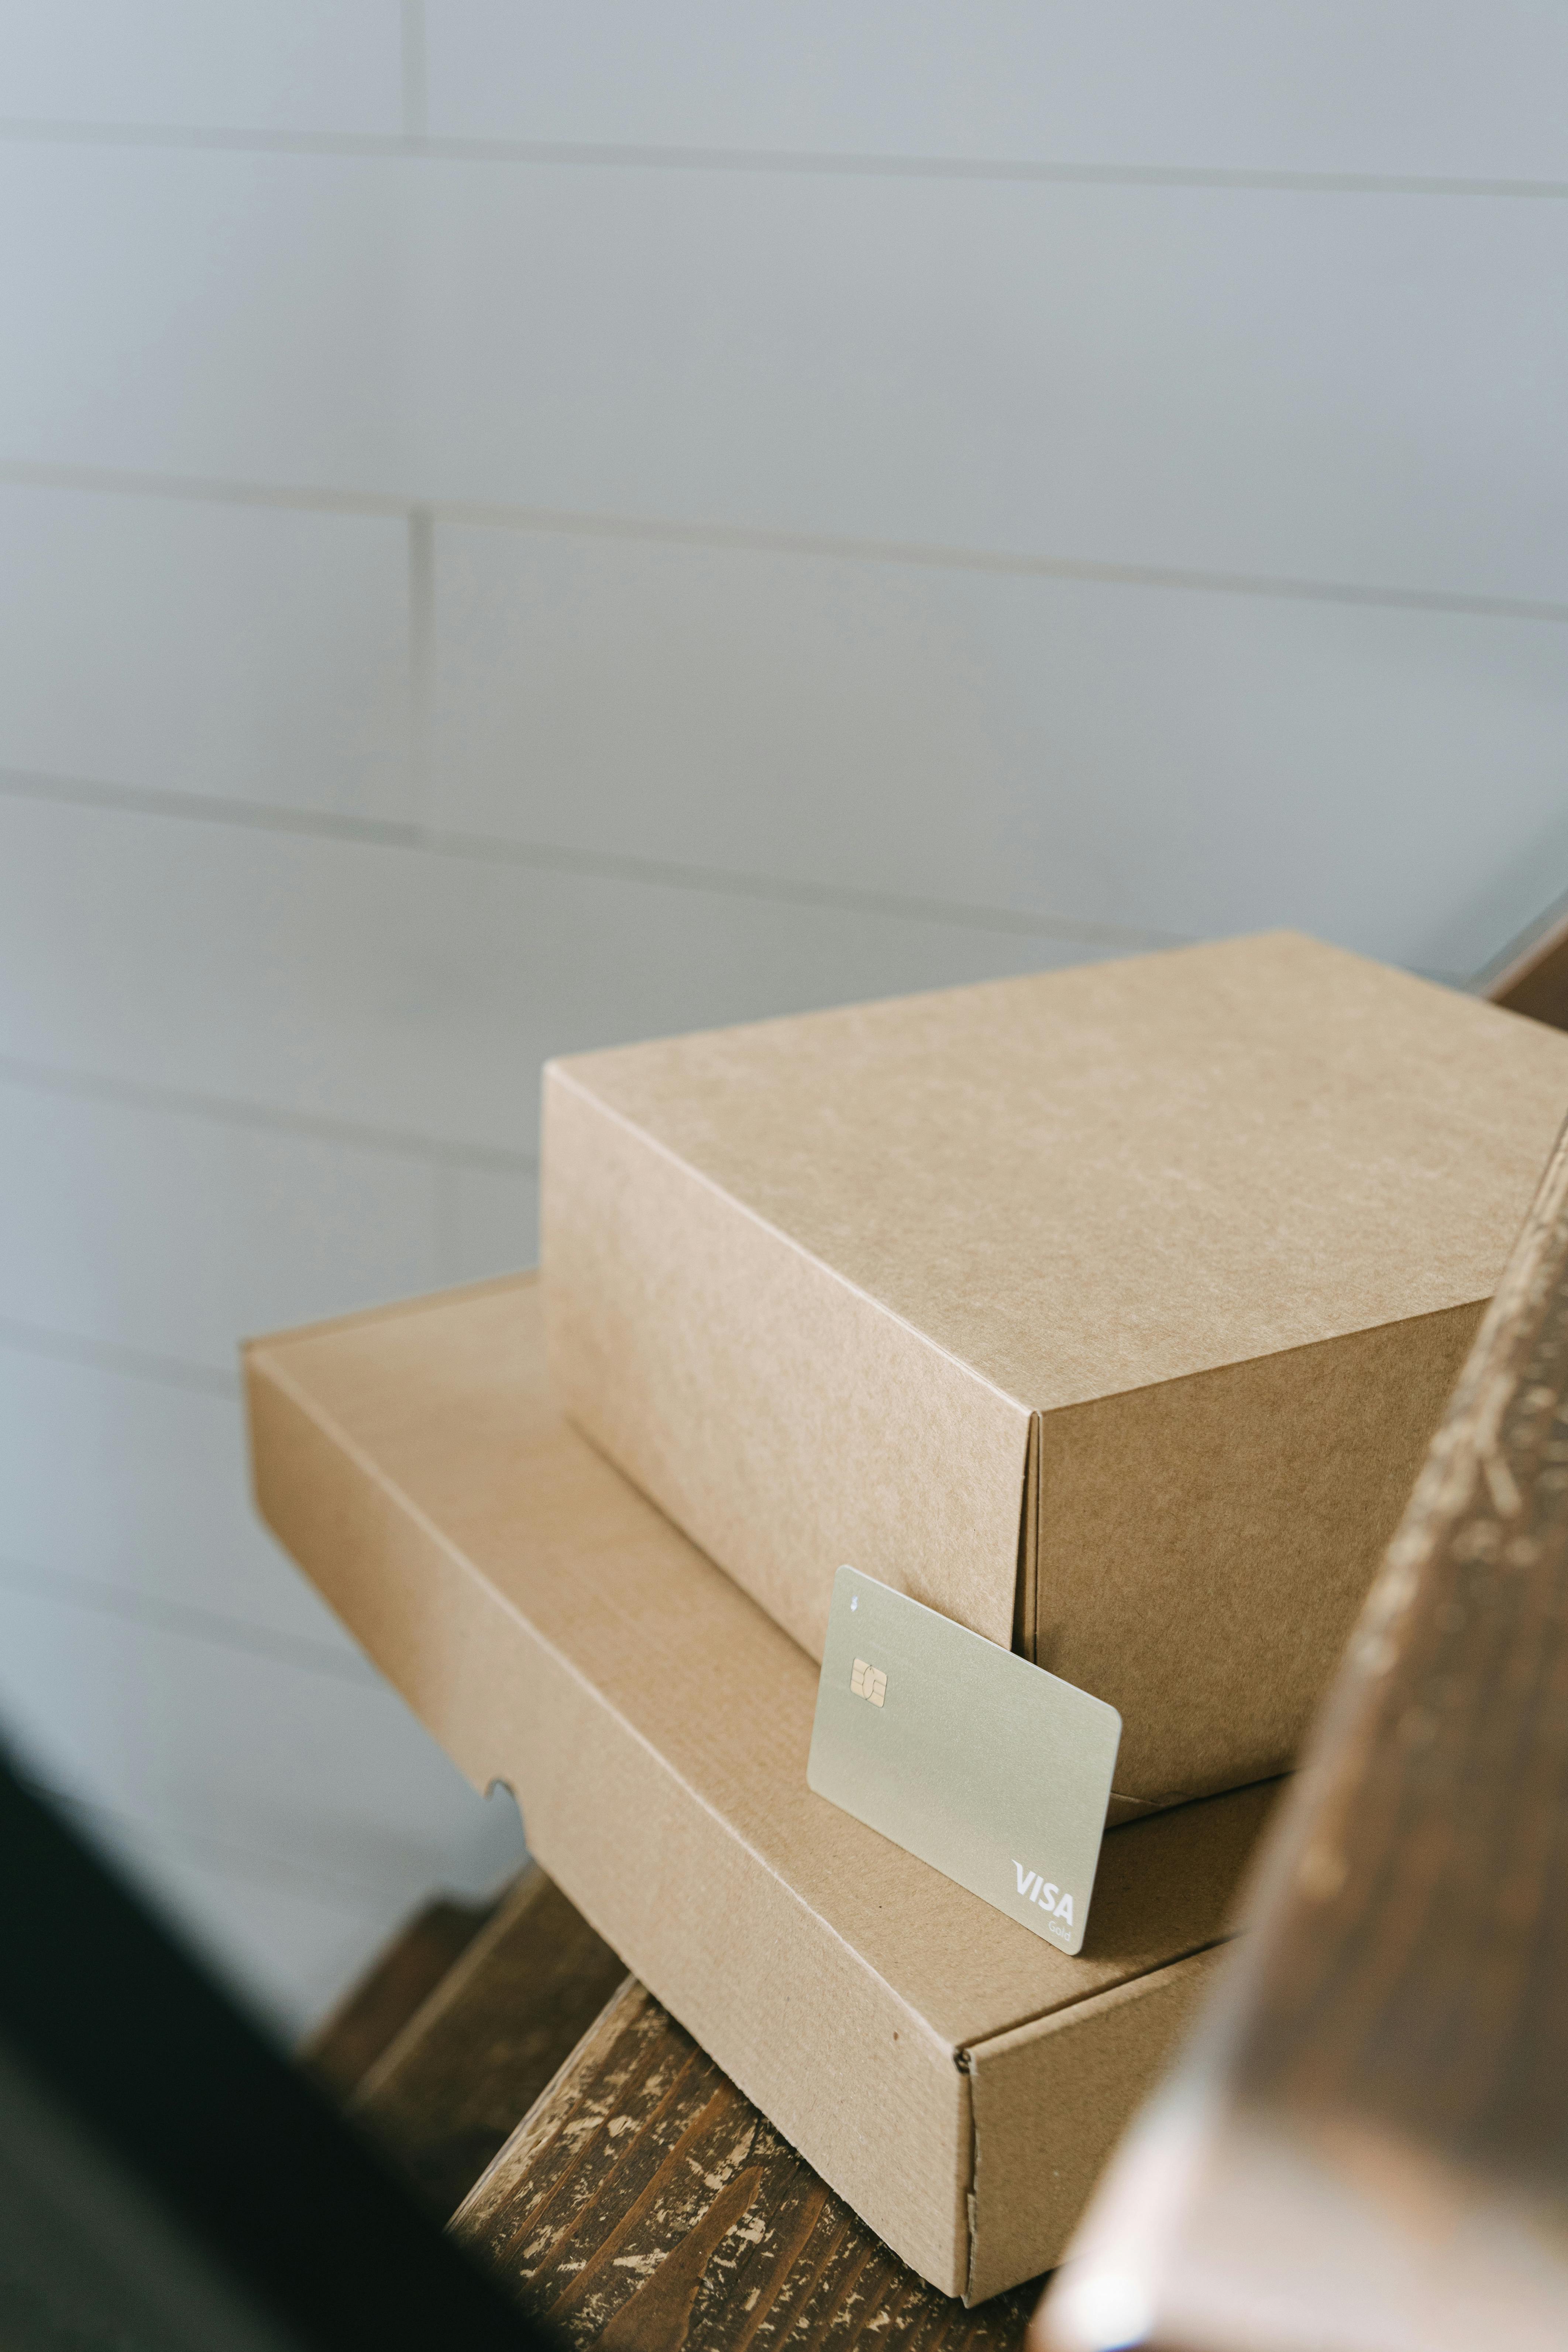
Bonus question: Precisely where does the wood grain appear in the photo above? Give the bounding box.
[302,1892,497,2099]
[454,1979,1039,2352]
[1038,1114,1568,2351]
[348,1864,629,2219]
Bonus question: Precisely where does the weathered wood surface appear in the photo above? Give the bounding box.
[302,1891,496,2100]
[454,1979,1038,2352]
[310,1870,1038,2346]
[347,1864,629,2218]
[1038,1116,1568,2352]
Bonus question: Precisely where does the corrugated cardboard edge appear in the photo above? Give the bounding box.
[963,1942,1234,2304]
[244,1335,974,2296]
[1012,1412,1041,1662]
[1036,1300,1485,1813]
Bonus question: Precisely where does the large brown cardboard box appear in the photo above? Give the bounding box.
[543,932,1568,1817]
[246,1277,1278,2300]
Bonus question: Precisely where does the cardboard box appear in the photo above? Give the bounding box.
[543,933,1568,1817]
[246,1276,1278,2300]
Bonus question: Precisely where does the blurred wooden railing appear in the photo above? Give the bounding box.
[1034,1098,1568,2352]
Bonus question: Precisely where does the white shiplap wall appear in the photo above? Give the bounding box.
[2,2,1566,2035]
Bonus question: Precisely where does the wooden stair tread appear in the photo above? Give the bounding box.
[453,1978,1038,2352]
[345,1866,628,2219]
[302,1892,497,2100]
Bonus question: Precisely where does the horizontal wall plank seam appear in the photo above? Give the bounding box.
[27,1772,440,1909]
[1,117,1567,199]
[3,461,1564,626]
[0,1315,238,1397]
[0,1553,375,1687]
[0,1049,539,1176]
[0,761,1488,986]
[0,766,1182,951]
[6,454,1561,625]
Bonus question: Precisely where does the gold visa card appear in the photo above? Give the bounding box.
[807,1566,1121,1955]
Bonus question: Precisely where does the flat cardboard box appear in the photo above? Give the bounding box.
[543,933,1568,1817]
[246,1277,1278,2301]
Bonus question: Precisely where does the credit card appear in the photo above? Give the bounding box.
[807,1566,1121,1954]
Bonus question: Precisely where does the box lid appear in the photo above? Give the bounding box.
[245,1276,1276,2296]
[550,932,1568,1413]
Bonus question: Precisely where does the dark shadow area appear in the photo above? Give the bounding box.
[0,1743,545,2350]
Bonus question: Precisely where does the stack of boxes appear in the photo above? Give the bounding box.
[250,932,1568,2299]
